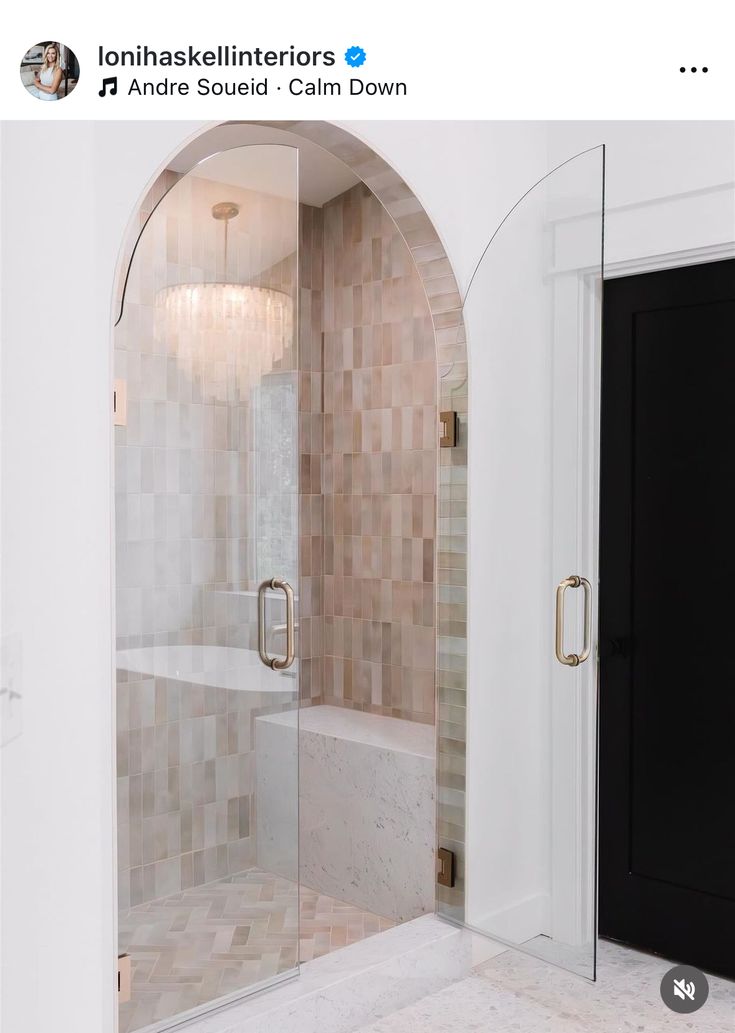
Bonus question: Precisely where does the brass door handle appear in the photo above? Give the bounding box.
[258,578,295,670]
[555,575,592,667]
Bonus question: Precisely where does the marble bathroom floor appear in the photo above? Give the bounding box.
[118,868,394,1033]
[353,938,735,1033]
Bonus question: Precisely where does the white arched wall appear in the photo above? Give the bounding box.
[2,119,734,1033]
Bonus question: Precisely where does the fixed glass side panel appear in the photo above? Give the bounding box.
[445,146,604,979]
[114,145,299,1031]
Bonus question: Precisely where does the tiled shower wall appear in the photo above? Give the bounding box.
[115,166,444,910]
[116,671,263,909]
[255,118,467,923]
[296,202,326,706]
[318,184,437,724]
[297,186,437,724]
[115,173,298,652]
[115,172,298,907]
[114,175,438,731]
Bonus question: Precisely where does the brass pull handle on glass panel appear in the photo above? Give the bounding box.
[555,575,592,667]
[258,578,296,670]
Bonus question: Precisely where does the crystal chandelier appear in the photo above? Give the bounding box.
[154,201,293,399]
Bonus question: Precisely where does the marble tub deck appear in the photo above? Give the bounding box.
[353,938,735,1033]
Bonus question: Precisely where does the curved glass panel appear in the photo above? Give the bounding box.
[440,146,604,979]
[114,145,299,1030]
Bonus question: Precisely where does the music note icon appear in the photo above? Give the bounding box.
[99,76,118,97]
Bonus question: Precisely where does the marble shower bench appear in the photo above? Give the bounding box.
[255,704,435,922]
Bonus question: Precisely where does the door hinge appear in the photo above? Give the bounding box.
[439,411,458,448]
[113,379,127,427]
[117,954,132,1003]
[437,846,456,888]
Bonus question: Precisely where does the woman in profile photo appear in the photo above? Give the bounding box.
[32,44,62,101]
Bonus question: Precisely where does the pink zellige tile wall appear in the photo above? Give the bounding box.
[303,183,437,724]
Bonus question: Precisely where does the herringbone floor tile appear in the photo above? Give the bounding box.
[119,868,394,1032]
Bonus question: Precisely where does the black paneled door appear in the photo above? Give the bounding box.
[599,258,735,980]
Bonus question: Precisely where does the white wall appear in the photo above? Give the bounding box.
[1,120,733,1033]
[2,121,110,1033]
[0,120,202,1033]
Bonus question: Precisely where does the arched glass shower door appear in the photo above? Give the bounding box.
[438,146,604,980]
[114,145,300,1032]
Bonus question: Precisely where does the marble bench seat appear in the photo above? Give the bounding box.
[255,705,436,923]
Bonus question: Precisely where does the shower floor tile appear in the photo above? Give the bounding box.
[118,868,394,1033]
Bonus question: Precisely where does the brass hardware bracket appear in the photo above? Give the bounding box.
[437,846,456,888]
[439,411,458,448]
[113,379,127,427]
[117,954,132,1003]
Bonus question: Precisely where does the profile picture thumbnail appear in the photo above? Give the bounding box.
[20,42,79,102]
